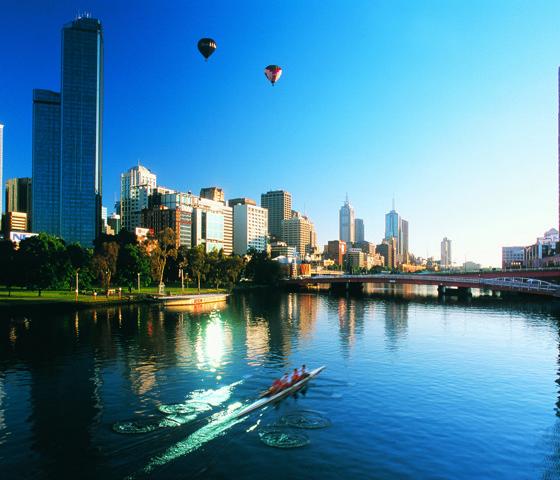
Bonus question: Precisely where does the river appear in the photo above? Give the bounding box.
[1,284,560,479]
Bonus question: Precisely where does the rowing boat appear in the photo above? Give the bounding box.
[235,366,326,418]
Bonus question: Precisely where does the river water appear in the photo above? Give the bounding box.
[1,284,560,479]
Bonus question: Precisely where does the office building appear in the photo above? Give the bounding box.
[261,190,291,241]
[502,246,524,269]
[353,241,376,255]
[200,187,225,203]
[270,241,297,259]
[327,240,347,265]
[355,218,364,243]
[402,219,409,255]
[441,237,452,268]
[339,195,355,243]
[33,89,61,237]
[385,201,408,257]
[120,165,157,232]
[233,203,268,255]
[146,189,233,254]
[5,178,32,231]
[0,125,3,220]
[32,16,103,248]
[107,213,121,235]
[141,206,193,248]
[281,213,316,257]
[377,238,397,269]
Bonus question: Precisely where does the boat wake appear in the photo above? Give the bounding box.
[112,380,245,435]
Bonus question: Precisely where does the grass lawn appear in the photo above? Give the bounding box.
[0,283,229,308]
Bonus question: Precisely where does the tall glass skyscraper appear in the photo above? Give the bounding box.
[0,124,3,218]
[33,16,103,248]
[339,195,355,243]
[33,90,61,237]
[385,200,408,256]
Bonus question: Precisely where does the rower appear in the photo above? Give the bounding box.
[290,368,300,385]
[269,378,282,395]
[280,373,290,390]
[299,364,309,378]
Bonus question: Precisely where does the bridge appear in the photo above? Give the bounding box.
[283,271,560,298]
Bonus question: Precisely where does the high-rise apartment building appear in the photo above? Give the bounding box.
[32,16,103,248]
[441,237,452,268]
[261,190,291,241]
[120,165,158,232]
[5,178,32,231]
[339,196,355,244]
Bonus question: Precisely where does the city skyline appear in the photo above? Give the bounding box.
[2,3,559,266]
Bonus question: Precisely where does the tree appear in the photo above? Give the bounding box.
[67,242,94,289]
[244,248,283,286]
[18,233,72,295]
[180,244,206,292]
[147,228,177,285]
[115,244,151,289]
[0,240,20,295]
[91,242,120,292]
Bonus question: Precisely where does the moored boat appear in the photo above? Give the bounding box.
[235,365,326,418]
[148,293,228,306]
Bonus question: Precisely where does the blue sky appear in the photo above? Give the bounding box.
[1,1,559,267]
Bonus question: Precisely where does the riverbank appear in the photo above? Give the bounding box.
[0,285,230,311]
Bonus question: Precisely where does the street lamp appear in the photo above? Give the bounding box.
[137,273,141,291]
[75,272,78,302]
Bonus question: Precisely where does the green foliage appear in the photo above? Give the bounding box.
[244,248,283,286]
[115,244,151,288]
[179,244,207,292]
[18,233,73,295]
[66,243,94,288]
[0,240,20,295]
[206,249,245,290]
[147,228,178,284]
[91,242,119,289]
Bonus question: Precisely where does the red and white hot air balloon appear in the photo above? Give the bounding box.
[264,65,282,86]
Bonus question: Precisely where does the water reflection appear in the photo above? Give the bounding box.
[1,288,560,479]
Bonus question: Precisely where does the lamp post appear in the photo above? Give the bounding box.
[137,273,140,291]
[75,272,78,302]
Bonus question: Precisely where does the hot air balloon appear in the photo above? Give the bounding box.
[198,38,216,61]
[264,65,282,86]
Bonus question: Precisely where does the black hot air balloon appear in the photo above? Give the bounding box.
[198,38,216,61]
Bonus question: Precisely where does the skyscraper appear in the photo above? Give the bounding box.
[441,237,452,268]
[282,213,316,256]
[339,195,355,243]
[384,200,408,256]
[33,16,103,248]
[0,125,3,219]
[33,90,61,237]
[5,178,32,231]
[120,165,157,232]
[355,218,365,243]
[261,190,291,241]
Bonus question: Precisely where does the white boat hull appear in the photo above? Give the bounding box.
[235,366,326,418]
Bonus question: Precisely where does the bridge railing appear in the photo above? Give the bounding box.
[300,274,560,295]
